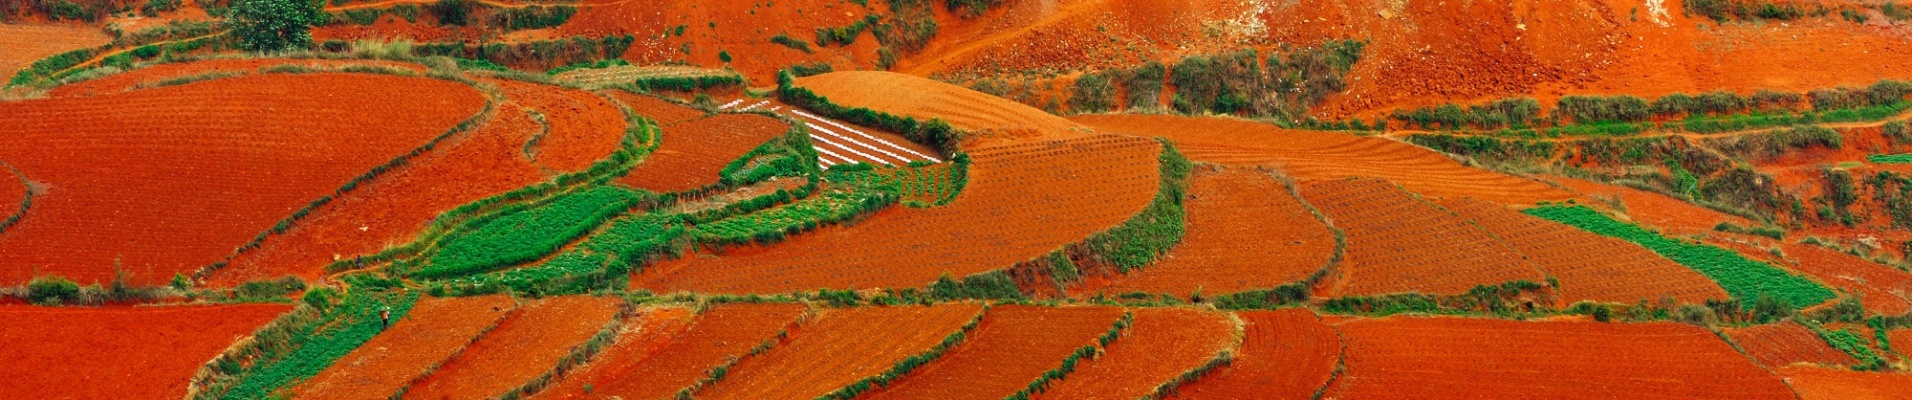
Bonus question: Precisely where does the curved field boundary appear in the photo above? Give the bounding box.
[617,113,789,192]
[292,295,519,399]
[1326,317,1796,400]
[693,303,985,400]
[1298,178,1546,297]
[0,72,486,286]
[1035,308,1237,399]
[1524,205,1835,307]
[1073,114,1576,205]
[1097,168,1336,297]
[45,58,431,98]
[794,71,1083,140]
[1437,198,1730,304]
[532,303,805,399]
[402,296,624,399]
[0,161,31,235]
[1169,309,1340,399]
[1780,365,1912,400]
[859,305,1127,400]
[634,134,1159,294]
[1539,175,1752,234]
[604,90,705,126]
[495,80,631,173]
[1723,322,1861,369]
[0,23,111,85]
[0,304,291,400]
[1781,243,1912,316]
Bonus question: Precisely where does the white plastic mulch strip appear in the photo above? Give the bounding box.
[806,123,915,165]
[737,101,770,112]
[809,134,892,166]
[718,99,744,110]
[810,143,858,166]
[790,109,942,162]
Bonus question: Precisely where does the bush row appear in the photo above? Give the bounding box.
[631,73,744,91]
[769,34,812,53]
[1082,139,1192,272]
[778,69,962,156]
[815,14,880,46]
[1006,311,1132,400]
[412,34,635,72]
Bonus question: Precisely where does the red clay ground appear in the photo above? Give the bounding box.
[696,303,984,400]
[293,295,518,400]
[1723,321,1861,369]
[1299,178,1546,297]
[617,113,789,192]
[534,303,809,400]
[0,23,110,83]
[45,58,431,98]
[1780,365,1912,400]
[1327,316,1797,400]
[1437,197,1730,304]
[0,165,24,227]
[494,79,629,173]
[1170,309,1340,400]
[0,304,290,400]
[1781,243,1912,316]
[1543,175,1753,235]
[797,72,1082,143]
[1074,114,1575,206]
[636,134,1159,293]
[860,305,1126,400]
[1037,308,1236,399]
[606,90,706,127]
[1090,168,1335,297]
[1894,329,1912,360]
[553,0,884,84]
[0,72,484,286]
[403,296,624,399]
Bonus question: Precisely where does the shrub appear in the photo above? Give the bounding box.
[1883,121,1911,146]
[141,0,180,16]
[498,5,575,30]
[228,0,323,52]
[928,271,1022,300]
[1124,61,1166,111]
[1555,95,1651,124]
[816,15,879,46]
[872,0,937,53]
[429,0,469,25]
[1068,71,1116,114]
[945,0,1002,17]
[789,62,833,77]
[236,276,306,301]
[26,275,82,305]
[769,34,813,53]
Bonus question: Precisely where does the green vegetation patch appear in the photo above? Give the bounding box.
[690,186,898,246]
[1524,205,1834,306]
[212,290,418,400]
[1868,153,1912,164]
[418,185,644,279]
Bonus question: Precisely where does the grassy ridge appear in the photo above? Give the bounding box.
[1524,205,1834,306]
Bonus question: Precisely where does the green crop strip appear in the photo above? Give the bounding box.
[1524,205,1834,306]
[416,185,644,279]
[689,186,899,247]
[212,290,419,400]
[1868,153,1912,164]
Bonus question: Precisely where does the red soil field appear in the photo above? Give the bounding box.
[1436,197,1729,304]
[1780,243,1912,316]
[0,73,484,286]
[0,23,109,81]
[0,304,290,400]
[1542,175,1751,235]
[1723,321,1860,369]
[860,305,1127,400]
[1073,114,1575,205]
[554,0,881,84]
[212,101,550,285]
[617,113,788,192]
[1893,329,1912,359]
[1783,365,1912,400]
[697,303,985,400]
[606,90,706,127]
[1036,308,1236,399]
[293,295,518,400]
[1092,168,1335,297]
[796,72,1082,143]
[46,58,430,98]
[0,165,24,226]
[534,303,808,400]
[635,134,1159,293]
[1170,309,1339,400]
[494,79,628,173]
[403,296,623,400]
[1298,178,1546,297]
[1327,316,1796,400]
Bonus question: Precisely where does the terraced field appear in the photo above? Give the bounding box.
[1036,308,1236,399]
[535,303,807,399]
[617,113,788,192]
[693,304,984,400]
[1097,168,1336,296]
[1437,198,1729,304]
[1299,178,1546,296]
[294,295,519,399]
[1723,322,1860,369]
[1169,309,1340,399]
[0,304,291,400]
[402,296,623,399]
[860,305,1127,400]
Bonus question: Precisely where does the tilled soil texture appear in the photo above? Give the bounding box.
[294,295,519,400]
[1543,175,1752,235]
[636,134,1159,293]
[696,303,984,400]
[403,296,623,399]
[606,91,705,127]
[1723,321,1861,369]
[0,304,290,400]
[45,58,430,98]
[1169,309,1340,400]
[1036,308,1236,399]
[618,113,789,192]
[496,79,629,173]
[1780,243,1912,316]
[0,23,110,82]
[1893,329,1912,359]
[1093,168,1335,297]
[552,0,881,83]
[860,305,1127,400]
[796,72,1082,143]
[0,165,25,229]
[0,72,485,285]
[533,303,808,400]
[1327,316,1797,400]
[1073,114,1574,205]
[1780,365,1912,400]
[1437,197,1729,305]
[212,100,549,286]
[1299,178,1546,297]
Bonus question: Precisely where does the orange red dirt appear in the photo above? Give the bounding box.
[0,304,290,400]
[1073,114,1575,205]
[1093,168,1335,297]
[1724,321,1861,369]
[1780,243,1912,316]
[534,303,808,400]
[1036,308,1235,399]
[606,90,705,126]
[797,72,1082,143]
[0,165,24,225]
[553,0,882,84]
[1437,197,1729,304]
[0,23,109,83]
[636,134,1159,293]
[495,79,629,173]
[1299,178,1546,297]
[0,72,485,286]
[1327,316,1797,400]
[860,305,1126,400]
[696,303,984,400]
[1779,365,1912,400]
[618,113,789,192]
[45,58,429,98]
[1169,309,1340,400]
[403,296,623,399]
[294,295,518,400]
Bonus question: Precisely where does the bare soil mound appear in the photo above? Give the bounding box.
[1299,178,1546,297]
[0,304,291,400]
[1094,168,1335,297]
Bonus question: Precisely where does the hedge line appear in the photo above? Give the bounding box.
[0,162,33,235]
[778,69,962,156]
[1083,139,1192,272]
[1006,311,1132,400]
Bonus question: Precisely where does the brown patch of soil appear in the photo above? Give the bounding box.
[0,304,291,400]
[1093,168,1335,297]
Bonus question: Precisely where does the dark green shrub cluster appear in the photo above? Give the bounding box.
[1212,283,1311,310]
[1393,98,1542,130]
[1650,90,1799,118]
[631,73,745,91]
[25,275,82,306]
[944,0,1003,17]
[235,276,306,301]
[1123,61,1166,111]
[428,0,468,25]
[8,47,98,87]
[228,0,322,52]
[690,186,896,247]
[1155,41,1365,118]
[1703,125,1841,161]
[819,307,986,399]
[788,61,833,77]
[927,271,1022,300]
[1683,0,1821,22]
[1405,134,1556,164]
[1810,80,1912,110]
[778,69,963,155]
[1068,71,1117,114]
[7,0,112,22]
[1864,170,1912,229]
[202,290,417,400]
[1712,221,1785,239]
[1555,95,1651,124]
[418,185,644,279]
[1321,281,1549,316]
[871,0,938,53]
[497,5,576,30]
[140,0,178,16]
[815,14,880,46]
[412,34,636,71]
[769,34,813,53]
[1887,122,1912,147]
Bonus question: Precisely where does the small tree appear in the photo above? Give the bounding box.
[227,0,322,52]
